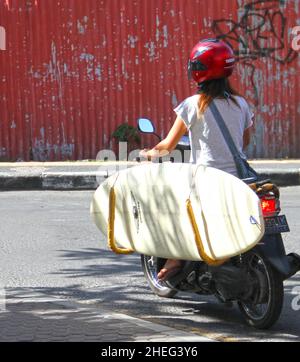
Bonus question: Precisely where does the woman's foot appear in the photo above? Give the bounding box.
[157,259,182,282]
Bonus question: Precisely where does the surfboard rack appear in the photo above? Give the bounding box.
[108,187,134,255]
[186,198,228,266]
[107,185,229,262]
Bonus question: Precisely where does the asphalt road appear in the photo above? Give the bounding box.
[0,188,299,342]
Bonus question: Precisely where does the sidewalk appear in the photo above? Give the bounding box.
[0,160,300,190]
[1,288,215,342]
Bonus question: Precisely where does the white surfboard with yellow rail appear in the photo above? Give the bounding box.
[90,163,265,264]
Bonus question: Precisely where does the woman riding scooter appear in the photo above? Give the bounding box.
[141,38,254,281]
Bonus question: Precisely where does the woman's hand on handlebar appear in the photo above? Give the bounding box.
[139,148,169,161]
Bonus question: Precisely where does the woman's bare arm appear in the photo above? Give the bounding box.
[140,116,188,158]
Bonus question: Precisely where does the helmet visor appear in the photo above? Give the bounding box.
[187,59,207,80]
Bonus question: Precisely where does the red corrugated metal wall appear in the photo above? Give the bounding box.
[0,0,299,161]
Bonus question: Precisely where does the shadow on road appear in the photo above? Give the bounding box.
[43,247,300,342]
[53,248,141,278]
[0,289,149,342]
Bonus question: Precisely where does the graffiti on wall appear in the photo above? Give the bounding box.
[292,26,300,51]
[212,0,298,104]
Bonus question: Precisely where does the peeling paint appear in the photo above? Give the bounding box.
[10,120,16,129]
[95,65,102,80]
[79,53,94,62]
[128,35,138,48]
[163,25,168,48]
[121,58,129,80]
[77,16,89,35]
[145,41,157,61]
[32,140,75,161]
[79,53,102,81]
[40,127,45,138]
[29,42,64,100]
[172,92,178,108]
[260,105,269,113]
[0,147,7,157]
[24,114,31,124]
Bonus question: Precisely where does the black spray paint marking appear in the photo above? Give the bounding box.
[212,0,298,104]
[292,26,300,51]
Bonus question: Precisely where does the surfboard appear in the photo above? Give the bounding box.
[90,163,265,262]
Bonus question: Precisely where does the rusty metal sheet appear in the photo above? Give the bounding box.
[0,0,299,161]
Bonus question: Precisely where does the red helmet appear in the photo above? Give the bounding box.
[188,39,236,84]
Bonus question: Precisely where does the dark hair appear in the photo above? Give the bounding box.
[197,78,241,117]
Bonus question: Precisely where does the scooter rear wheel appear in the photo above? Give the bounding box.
[238,249,284,329]
[141,255,178,298]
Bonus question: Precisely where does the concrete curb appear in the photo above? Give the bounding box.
[42,172,107,190]
[0,168,299,190]
[0,172,108,191]
[257,169,300,187]
[0,175,43,190]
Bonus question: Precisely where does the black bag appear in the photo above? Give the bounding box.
[209,101,259,181]
[237,157,259,180]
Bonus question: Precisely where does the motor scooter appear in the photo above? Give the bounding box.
[137,117,300,329]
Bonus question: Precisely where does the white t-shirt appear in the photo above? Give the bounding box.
[174,95,254,177]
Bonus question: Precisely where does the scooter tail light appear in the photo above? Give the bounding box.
[260,196,279,217]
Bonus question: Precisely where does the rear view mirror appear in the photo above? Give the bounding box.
[137,118,155,134]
